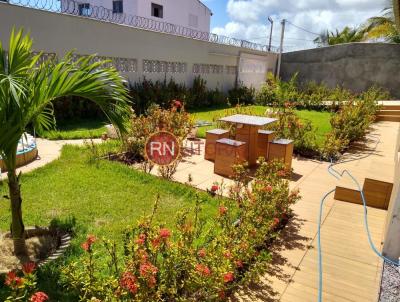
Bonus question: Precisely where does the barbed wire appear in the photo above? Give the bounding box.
[6,0,278,53]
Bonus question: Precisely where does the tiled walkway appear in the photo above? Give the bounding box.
[170,121,398,302]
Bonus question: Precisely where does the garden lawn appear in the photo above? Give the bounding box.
[39,119,107,140]
[0,145,219,300]
[190,105,332,147]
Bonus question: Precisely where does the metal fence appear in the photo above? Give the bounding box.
[7,0,275,53]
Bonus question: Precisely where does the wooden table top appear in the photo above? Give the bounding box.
[219,114,277,126]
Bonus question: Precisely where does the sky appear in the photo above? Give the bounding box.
[202,0,388,51]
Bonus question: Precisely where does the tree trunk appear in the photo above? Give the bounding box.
[7,169,26,255]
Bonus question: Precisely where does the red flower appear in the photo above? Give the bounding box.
[262,185,273,193]
[120,272,138,295]
[197,248,206,258]
[211,185,219,192]
[151,238,161,248]
[139,262,158,277]
[277,170,286,177]
[135,233,146,245]
[218,206,228,216]
[81,234,97,251]
[223,272,234,283]
[235,260,244,268]
[173,100,182,109]
[159,228,171,239]
[195,264,211,276]
[223,251,232,259]
[5,271,23,288]
[272,217,280,228]
[22,262,36,275]
[30,292,49,302]
[218,290,226,300]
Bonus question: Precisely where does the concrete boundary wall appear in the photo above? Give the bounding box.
[0,3,277,92]
[281,43,400,98]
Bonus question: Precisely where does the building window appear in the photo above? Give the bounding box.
[78,3,91,16]
[113,0,123,13]
[189,14,198,28]
[151,3,163,18]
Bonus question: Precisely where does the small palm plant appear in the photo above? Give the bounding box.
[0,29,131,255]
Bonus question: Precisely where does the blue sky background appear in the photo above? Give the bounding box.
[203,0,387,51]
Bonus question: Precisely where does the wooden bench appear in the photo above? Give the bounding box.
[257,130,275,161]
[214,138,247,177]
[205,129,229,161]
[268,139,294,170]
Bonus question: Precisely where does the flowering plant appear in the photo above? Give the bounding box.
[3,262,49,302]
[61,161,300,301]
[125,104,194,178]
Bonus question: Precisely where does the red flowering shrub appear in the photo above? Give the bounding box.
[61,160,300,301]
[30,292,49,302]
[3,262,48,302]
[125,104,193,178]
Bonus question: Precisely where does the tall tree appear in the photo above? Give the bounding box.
[365,3,400,43]
[314,26,366,47]
[0,29,131,255]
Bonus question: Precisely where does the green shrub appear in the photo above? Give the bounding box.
[269,103,318,157]
[320,86,385,159]
[125,103,193,177]
[60,161,300,301]
[228,83,256,105]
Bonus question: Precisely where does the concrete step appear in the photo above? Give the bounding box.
[376,115,400,122]
[378,110,400,116]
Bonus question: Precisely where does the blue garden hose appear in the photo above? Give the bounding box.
[317,136,400,302]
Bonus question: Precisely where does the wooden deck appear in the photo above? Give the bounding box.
[232,121,399,302]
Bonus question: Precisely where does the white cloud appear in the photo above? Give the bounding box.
[212,0,386,51]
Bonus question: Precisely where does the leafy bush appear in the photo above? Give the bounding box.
[3,262,49,302]
[228,83,256,105]
[255,73,388,111]
[268,103,318,157]
[124,103,193,177]
[321,87,385,159]
[60,161,300,301]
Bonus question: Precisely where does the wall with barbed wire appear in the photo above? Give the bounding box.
[281,42,400,98]
[0,1,277,91]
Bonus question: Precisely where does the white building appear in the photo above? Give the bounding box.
[61,0,212,33]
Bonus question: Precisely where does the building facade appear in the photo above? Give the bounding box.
[61,0,212,33]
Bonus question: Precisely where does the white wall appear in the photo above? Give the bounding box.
[136,0,211,32]
[61,0,211,33]
[383,123,400,260]
[0,3,277,93]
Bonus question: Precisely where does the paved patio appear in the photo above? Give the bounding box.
[170,121,398,302]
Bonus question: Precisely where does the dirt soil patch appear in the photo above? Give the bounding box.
[0,233,58,273]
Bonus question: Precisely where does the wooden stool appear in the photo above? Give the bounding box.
[268,139,294,170]
[214,138,247,177]
[257,130,275,161]
[205,129,229,161]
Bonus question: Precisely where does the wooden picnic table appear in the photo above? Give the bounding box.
[219,114,277,166]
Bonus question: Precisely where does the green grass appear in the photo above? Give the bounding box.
[0,145,218,300]
[190,105,332,147]
[39,119,107,140]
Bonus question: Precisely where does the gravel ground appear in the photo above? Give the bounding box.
[379,262,400,302]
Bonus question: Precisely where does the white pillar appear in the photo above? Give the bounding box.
[383,126,400,260]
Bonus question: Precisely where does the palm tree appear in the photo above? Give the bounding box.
[314,27,366,47]
[0,29,131,255]
[364,2,400,43]
[394,0,400,30]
